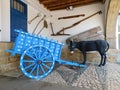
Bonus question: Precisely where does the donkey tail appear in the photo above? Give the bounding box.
[105,41,109,52]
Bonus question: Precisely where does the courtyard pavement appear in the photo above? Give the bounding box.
[0,62,120,90]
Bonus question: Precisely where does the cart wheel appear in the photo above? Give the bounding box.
[20,45,55,80]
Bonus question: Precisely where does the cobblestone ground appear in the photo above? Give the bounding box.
[42,62,120,90]
[1,62,120,90]
[106,63,120,90]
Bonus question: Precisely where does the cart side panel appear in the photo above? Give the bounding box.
[52,43,62,61]
[8,30,64,60]
[38,37,45,46]
[22,34,33,50]
[49,42,55,56]
[13,32,26,54]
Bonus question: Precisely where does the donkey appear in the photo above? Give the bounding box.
[68,40,109,66]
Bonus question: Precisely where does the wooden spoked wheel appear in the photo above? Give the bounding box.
[20,45,55,80]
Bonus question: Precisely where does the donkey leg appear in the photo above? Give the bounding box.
[82,51,86,65]
[102,54,106,66]
[98,54,103,67]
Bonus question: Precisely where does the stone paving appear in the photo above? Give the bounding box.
[1,62,120,90]
[42,62,120,90]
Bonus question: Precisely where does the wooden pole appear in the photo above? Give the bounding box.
[28,13,41,24]
[32,15,45,34]
[56,10,102,35]
[58,14,85,20]
[50,23,55,35]
[37,20,48,35]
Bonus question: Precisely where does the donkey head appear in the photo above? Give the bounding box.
[69,40,78,54]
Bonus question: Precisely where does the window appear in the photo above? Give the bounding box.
[11,0,24,13]
[117,14,120,49]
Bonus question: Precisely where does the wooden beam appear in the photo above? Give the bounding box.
[39,0,48,2]
[49,1,100,11]
[39,0,58,4]
[46,0,96,8]
[39,0,104,11]
[102,0,106,4]
[50,7,66,11]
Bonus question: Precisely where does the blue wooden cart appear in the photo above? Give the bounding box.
[7,29,86,80]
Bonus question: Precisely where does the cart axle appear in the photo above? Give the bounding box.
[37,60,42,64]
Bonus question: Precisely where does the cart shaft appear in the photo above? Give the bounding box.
[56,59,86,68]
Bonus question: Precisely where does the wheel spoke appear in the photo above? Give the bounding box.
[29,64,37,75]
[36,65,39,76]
[38,47,42,59]
[42,63,50,69]
[40,65,45,74]
[42,53,51,60]
[26,52,36,60]
[43,56,53,62]
[31,48,38,59]
[25,63,35,70]
[40,49,47,59]
[23,60,34,62]
[43,59,53,63]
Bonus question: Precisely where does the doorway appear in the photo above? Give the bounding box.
[10,0,27,42]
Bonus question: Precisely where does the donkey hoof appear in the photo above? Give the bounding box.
[98,64,102,67]
[81,62,86,65]
[102,63,105,66]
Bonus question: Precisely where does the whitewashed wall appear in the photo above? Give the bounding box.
[27,4,52,39]
[0,0,2,41]
[0,0,104,43]
[0,0,10,41]
[28,2,104,44]
[49,3,104,43]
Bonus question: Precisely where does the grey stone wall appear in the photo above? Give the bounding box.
[0,42,20,73]
[61,47,120,63]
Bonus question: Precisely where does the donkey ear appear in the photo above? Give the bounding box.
[68,40,72,49]
[66,39,71,45]
[69,40,73,44]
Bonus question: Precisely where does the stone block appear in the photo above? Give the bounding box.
[107,56,117,62]
[66,26,104,43]
[6,42,14,49]
[0,43,6,50]
[0,43,6,57]
[106,38,116,49]
[0,62,19,73]
[0,56,8,65]
[61,47,120,64]
[0,42,20,73]
[0,42,13,56]
[8,56,19,63]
